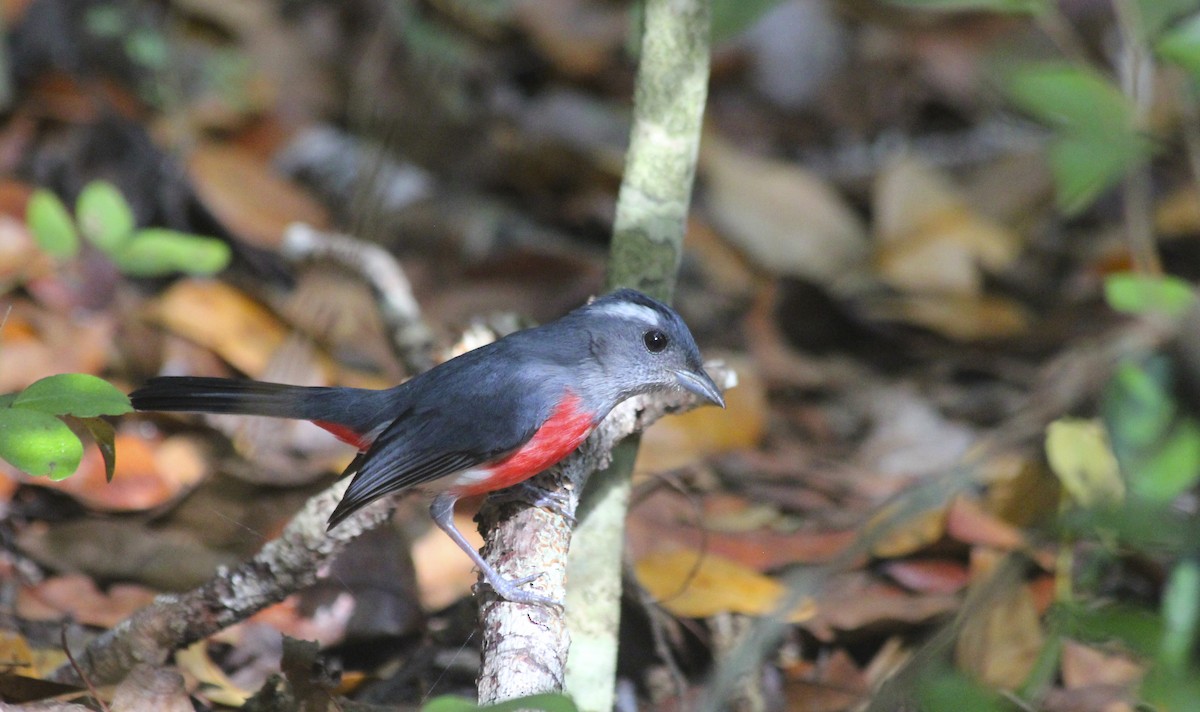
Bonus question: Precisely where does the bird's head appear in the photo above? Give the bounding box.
[575,289,725,409]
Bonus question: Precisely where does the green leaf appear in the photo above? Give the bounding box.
[12,374,133,417]
[1161,560,1200,672]
[77,417,117,482]
[1005,64,1153,213]
[1130,419,1200,501]
[84,4,127,38]
[0,408,83,480]
[1063,604,1164,656]
[888,0,1048,12]
[1051,134,1151,214]
[916,667,1007,712]
[1144,663,1200,710]
[711,0,787,43]
[1139,0,1200,42]
[76,180,135,253]
[1006,63,1133,134]
[26,189,79,258]
[1158,12,1200,83]
[1107,358,1176,450]
[112,229,231,277]
[1102,357,1200,504]
[1104,273,1196,317]
[125,28,169,71]
[422,693,579,712]
[1045,418,1125,508]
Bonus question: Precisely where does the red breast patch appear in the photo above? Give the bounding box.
[452,391,594,496]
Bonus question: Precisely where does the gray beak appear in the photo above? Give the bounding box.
[673,367,726,409]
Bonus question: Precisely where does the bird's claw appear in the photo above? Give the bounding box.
[477,571,564,610]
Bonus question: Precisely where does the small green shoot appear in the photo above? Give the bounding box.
[1104,273,1196,317]
[23,180,231,277]
[76,180,136,252]
[1005,63,1153,214]
[27,189,80,258]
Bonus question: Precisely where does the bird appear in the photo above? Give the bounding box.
[129,288,725,606]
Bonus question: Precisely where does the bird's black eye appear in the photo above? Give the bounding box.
[643,329,668,353]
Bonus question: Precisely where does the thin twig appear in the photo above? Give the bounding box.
[62,624,110,712]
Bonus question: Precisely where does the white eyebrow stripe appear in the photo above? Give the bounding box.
[594,301,662,326]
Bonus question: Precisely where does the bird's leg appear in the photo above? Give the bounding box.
[429,492,564,609]
[487,481,576,526]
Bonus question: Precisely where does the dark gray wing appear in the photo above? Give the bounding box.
[326,340,570,529]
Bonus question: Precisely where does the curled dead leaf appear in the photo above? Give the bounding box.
[635,548,815,621]
[701,132,868,285]
[187,142,329,249]
[148,279,289,378]
[874,155,1023,297]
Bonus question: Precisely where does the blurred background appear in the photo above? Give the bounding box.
[3,0,1200,709]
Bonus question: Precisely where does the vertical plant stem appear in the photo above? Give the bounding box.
[1114,0,1162,275]
[564,0,712,709]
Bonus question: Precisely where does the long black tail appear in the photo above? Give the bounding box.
[130,376,326,419]
[130,376,402,443]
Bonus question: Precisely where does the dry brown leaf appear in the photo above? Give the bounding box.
[513,0,627,78]
[635,548,814,621]
[882,558,969,595]
[112,665,192,712]
[685,216,763,297]
[1061,639,1144,689]
[700,494,783,534]
[781,649,867,712]
[986,460,1062,530]
[627,489,857,570]
[866,503,946,559]
[804,572,958,640]
[242,596,355,650]
[0,182,51,289]
[700,132,868,285]
[874,155,1023,296]
[946,496,1025,551]
[25,432,205,512]
[187,141,329,248]
[17,519,238,591]
[17,574,157,628]
[149,279,290,378]
[176,642,252,707]
[1155,184,1200,237]
[0,303,112,392]
[955,581,1044,688]
[862,293,1030,341]
[0,631,34,672]
[636,357,764,473]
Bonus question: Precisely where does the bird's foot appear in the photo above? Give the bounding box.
[478,571,564,610]
[490,482,576,526]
